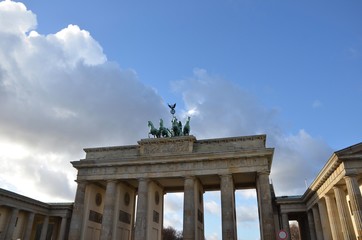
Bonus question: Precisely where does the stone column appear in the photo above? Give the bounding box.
[317,199,332,240]
[101,180,118,240]
[57,217,67,240]
[256,171,276,240]
[183,176,196,240]
[134,178,149,240]
[324,194,344,239]
[307,210,317,240]
[39,215,49,240]
[69,180,87,240]
[281,213,290,238]
[334,185,356,239]
[311,205,323,240]
[23,212,35,240]
[4,207,19,240]
[220,174,237,240]
[297,216,309,240]
[344,173,362,239]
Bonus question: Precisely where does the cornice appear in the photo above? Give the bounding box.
[82,134,267,154]
[71,148,274,169]
[196,134,266,144]
[0,188,73,215]
[84,144,138,153]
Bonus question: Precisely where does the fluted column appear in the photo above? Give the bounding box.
[4,207,19,240]
[281,213,290,238]
[324,194,344,239]
[39,215,49,240]
[101,180,118,240]
[317,199,332,240]
[307,210,317,240]
[220,174,237,240]
[257,171,276,240]
[312,205,323,240]
[344,173,362,239]
[57,217,67,240]
[334,185,356,239]
[183,176,196,240]
[23,212,35,240]
[69,180,87,240]
[134,178,149,240]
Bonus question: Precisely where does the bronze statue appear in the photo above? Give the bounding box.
[148,103,191,138]
[148,121,160,138]
[183,116,190,136]
[159,119,171,137]
[168,103,176,115]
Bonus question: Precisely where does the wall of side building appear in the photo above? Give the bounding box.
[275,142,362,240]
[0,188,72,240]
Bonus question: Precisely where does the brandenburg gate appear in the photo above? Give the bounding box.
[1,104,361,239]
[68,134,276,240]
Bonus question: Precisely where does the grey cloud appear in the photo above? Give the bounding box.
[172,69,333,196]
[270,130,332,195]
[37,169,74,201]
[164,194,183,230]
[236,206,258,223]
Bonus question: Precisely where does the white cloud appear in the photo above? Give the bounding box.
[0,0,36,34]
[206,232,219,240]
[172,68,279,139]
[0,0,167,201]
[172,69,332,196]
[236,205,258,223]
[163,193,184,230]
[52,24,107,66]
[270,129,332,195]
[204,200,221,216]
[236,189,257,199]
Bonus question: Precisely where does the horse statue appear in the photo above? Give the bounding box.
[183,116,191,136]
[148,121,160,138]
[171,117,181,136]
[159,119,170,138]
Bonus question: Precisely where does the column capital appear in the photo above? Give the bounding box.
[332,185,344,191]
[219,173,233,179]
[105,179,118,184]
[184,175,196,180]
[257,170,270,176]
[344,169,359,178]
[324,192,334,198]
[138,177,149,181]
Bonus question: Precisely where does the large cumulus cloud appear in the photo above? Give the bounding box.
[0,0,167,201]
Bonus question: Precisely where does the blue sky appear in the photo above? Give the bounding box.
[0,1,361,239]
[21,0,362,148]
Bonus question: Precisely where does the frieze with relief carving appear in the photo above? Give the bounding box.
[138,136,195,155]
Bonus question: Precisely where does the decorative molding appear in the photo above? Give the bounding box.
[138,136,196,155]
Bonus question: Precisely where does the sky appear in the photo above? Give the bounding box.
[0,0,361,239]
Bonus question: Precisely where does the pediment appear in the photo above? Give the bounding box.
[335,142,362,157]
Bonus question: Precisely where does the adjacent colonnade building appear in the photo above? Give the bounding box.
[275,142,362,239]
[0,189,72,240]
